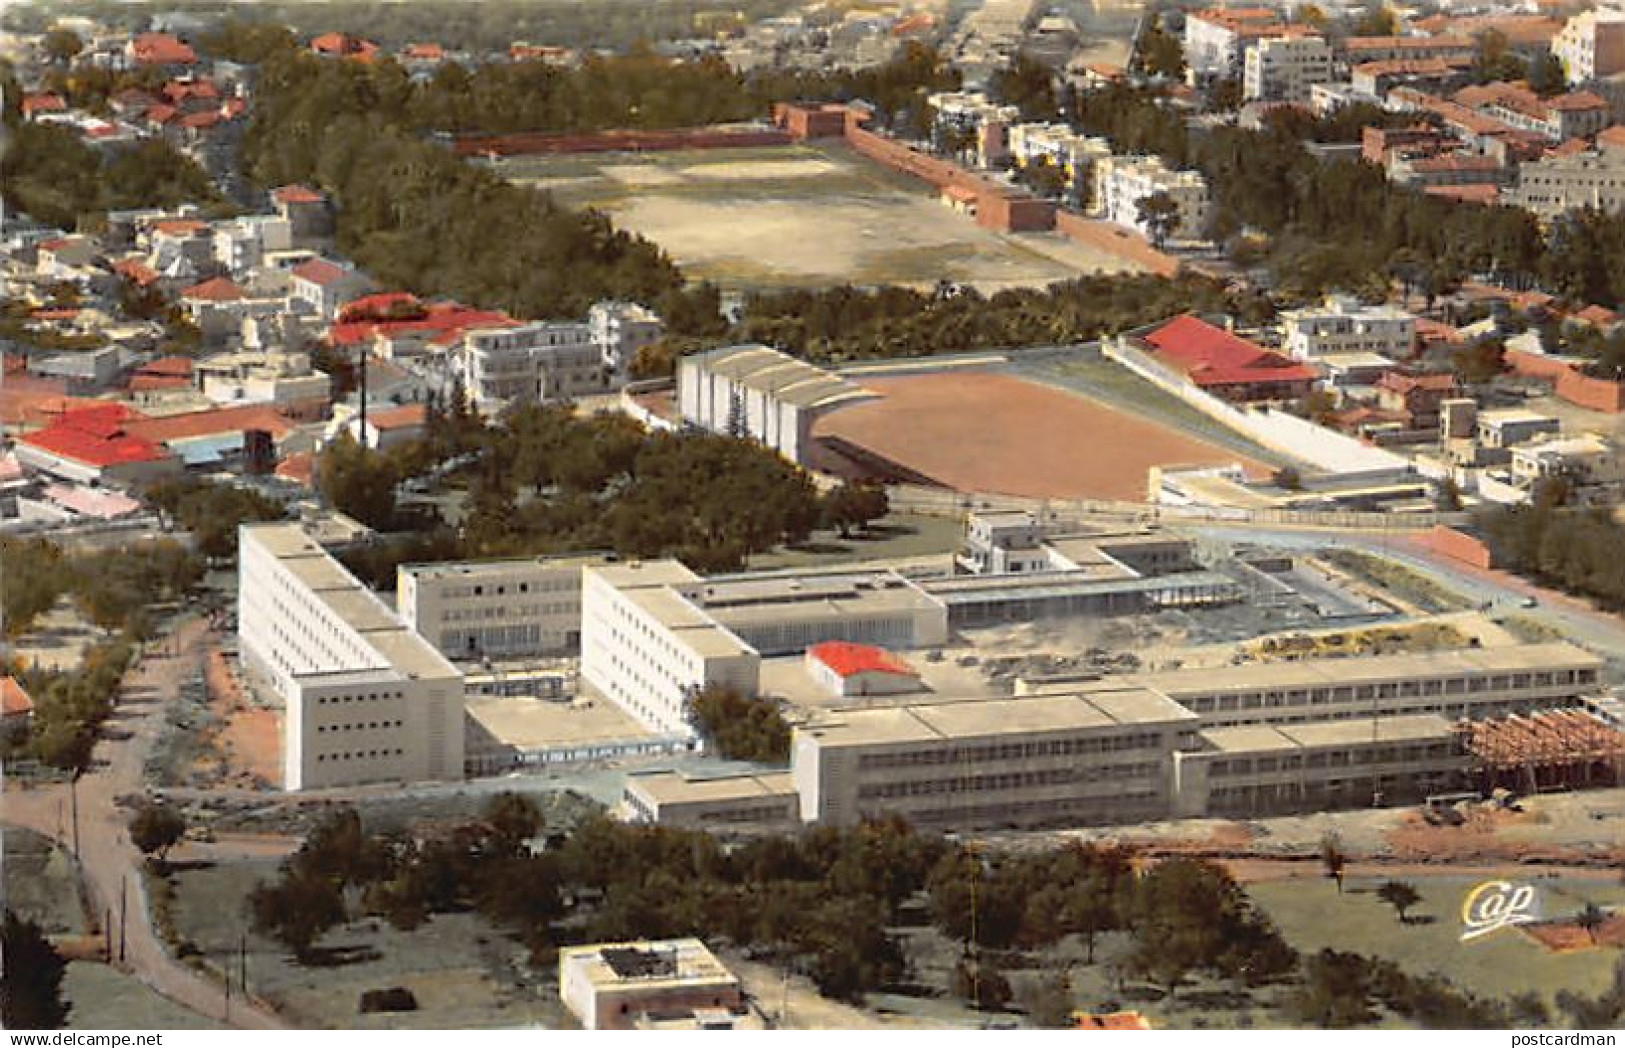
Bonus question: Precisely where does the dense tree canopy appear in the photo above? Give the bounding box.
[0,122,218,231]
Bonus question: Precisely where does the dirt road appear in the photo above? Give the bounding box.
[1,619,286,1029]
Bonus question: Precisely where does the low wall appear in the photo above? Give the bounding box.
[1054,211,1180,277]
[1102,337,1412,477]
[1418,525,1498,569]
[451,127,792,157]
[1505,347,1625,413]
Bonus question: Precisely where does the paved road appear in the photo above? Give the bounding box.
[1,619,286,1029]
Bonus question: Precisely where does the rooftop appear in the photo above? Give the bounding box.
[803,689,1195,748]
[624,770,797,806]
[560,939,736,992]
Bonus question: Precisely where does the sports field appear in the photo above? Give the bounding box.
[812,370,1266,502]
[498,143,1141,291]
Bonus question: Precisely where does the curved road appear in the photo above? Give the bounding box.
[2,618,285,1030]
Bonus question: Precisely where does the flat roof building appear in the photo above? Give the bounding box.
[676,345,877,465]
[239,524,464,791]
[559,939,745,1031]
[396,554,608,661]
[621,770,799,833]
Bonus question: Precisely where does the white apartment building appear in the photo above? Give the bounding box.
[1281,294,1416,360]
[195,347,331,408]
[590,300,664,382]
[676,344,875,464]
[458,320,608,414]
[1183,7,1292,81]
[1093,155,1210,243]
[1553,7,1625,85]
[1511,148,1625,220]
[926,90,1020,166]
[238,524,464,791]
[1006,123,1112,204]
[579,561,760,738]
[212,215,293,277]
[396,554,607,660]
[1511,434,1624,488]
[1243,35,1334,103]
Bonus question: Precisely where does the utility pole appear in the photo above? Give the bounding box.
[120,874,128,964]
[70,770,81,858]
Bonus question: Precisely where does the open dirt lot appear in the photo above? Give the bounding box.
[502,143,1140,292]
[813,370,1267,502]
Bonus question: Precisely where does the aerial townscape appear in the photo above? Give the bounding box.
[6,0,1625,1036]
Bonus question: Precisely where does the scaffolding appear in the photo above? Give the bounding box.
[1460,710,1625,793]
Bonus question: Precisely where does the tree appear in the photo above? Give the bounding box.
[1320,832,1347,893]
[1575,902,1608,944]
[1273,466,1303,490]
[249,870,346,960]
[1207,77,1244,113]
[129,800,187,867]
[1136,191,1182,249]
[315,432,397,529]
[1376,880,1421,924]
[1,911,69,1029]
[953,955,1013,1011]
[42,28,83,65]
[1020,971,1074,1028]
[820,481,889,538]
[990,52,1056,122]
[1435,477,1464,513]
[1288,949,1376,1028]
[1133,15,1185,80]
[685,684,791,763]
[1527,52,1567,96]
[1353,5,1399,36]
[1472,30,1526,83]
[482,792,542,854]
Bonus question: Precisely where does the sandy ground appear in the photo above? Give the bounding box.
[813,370,1267,502]
[205,643,281,789]
[509,144,1139,292]
[11,600,100,672]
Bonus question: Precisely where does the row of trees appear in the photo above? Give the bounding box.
[244,801,1580,1025]
[145,479,288,561]
[718,275,1272,368]
[11,632,137,772]
[1478,497,1625,611]
[2,537,201,640]
[322,403,838,574]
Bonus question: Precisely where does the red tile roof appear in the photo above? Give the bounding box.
[1423,184,1501,203]
[1,678,33,719]
[310,32,380,61]
[272,184,325,205]
[807,641,918,679]
[1598,125,1625,151]
[1378,370,1456,394]
[181,276,245,302]
[180,110,222,130]
[1142,315,1318,389]
[151,218,206,237]
[143,104,178,125]
[328,301,516,347]
[130,32,196,66]
[20,405,168,469]
[114,259,160,287]
[22,93,66,116]
[366,404,428,431]
[275,451,315,487]
[291,258,349,286]
[139,355,196,378]
[402,42,444,60]
[161,78,219,103]
[126,404,294,444]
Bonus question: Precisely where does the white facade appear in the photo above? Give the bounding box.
[1512,149,1625,220]
[1281,295,1416,360]
[1243,35,1334,103]
[458,320,607,413]
[1183,8,1286,81]
[579,562,760,738]
[212,216,292,277]
[1006,123,1112,204]
[675,344,875,464]
[397,554,606,660]
[238,524,464,791]
[1093,156,1210,243]
[926,90,1020,166]
[1553,8,1625,85]
[589,301,664,382]
[196,348,330,407]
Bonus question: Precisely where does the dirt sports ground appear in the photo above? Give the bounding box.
[812,370,1267,502]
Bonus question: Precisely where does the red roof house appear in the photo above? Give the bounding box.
[21,93,66,119]
[15,404,177,483]
[272,184,325,206]
[1,678,34,734]
[129,32,196,66]
[1139,315,1317,401]
[310,32,380,62]
[181,276,246,302]
[805,641,921,698]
